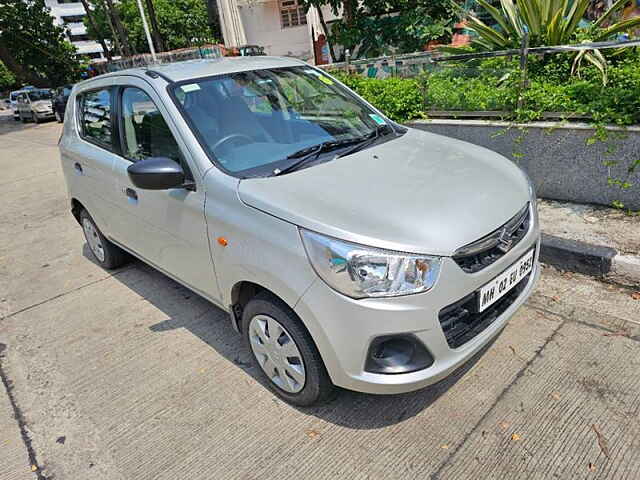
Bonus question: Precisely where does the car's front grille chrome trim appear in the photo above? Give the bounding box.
[453,203,531,274]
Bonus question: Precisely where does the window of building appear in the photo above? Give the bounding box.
[120,87,182,163]
[70,33,90,42]
[62,14,85,24]
[79,89,113,149]
[280,0,306,28]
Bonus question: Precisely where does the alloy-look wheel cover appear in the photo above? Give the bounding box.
[82,218,106,262]
[248,314,306,393]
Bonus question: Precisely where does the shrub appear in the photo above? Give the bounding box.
[332,71,425,123]
[333,50,640,127]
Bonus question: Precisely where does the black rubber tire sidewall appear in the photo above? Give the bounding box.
[79,209,129,270]
[241,291,335,407]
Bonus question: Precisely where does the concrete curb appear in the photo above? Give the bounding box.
[540,233,640,287]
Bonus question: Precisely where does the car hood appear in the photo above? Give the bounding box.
[238,128,530,256]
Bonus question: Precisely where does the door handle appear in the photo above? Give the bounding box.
[74,162,83,174]
[125,187,138,200]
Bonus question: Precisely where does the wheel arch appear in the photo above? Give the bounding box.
[70,198,85,224]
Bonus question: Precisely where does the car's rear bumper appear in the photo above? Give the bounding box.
[294,220,541,395]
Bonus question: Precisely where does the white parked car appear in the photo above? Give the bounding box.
[59,57,540,406]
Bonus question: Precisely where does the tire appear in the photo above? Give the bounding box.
[79,209,129,270]
[32,111,40,124]
[242,291,335,406]
[13,115,20,122]
[20,112,27,123]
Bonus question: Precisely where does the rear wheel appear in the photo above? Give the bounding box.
[242,291,335,406]
[79,209,129,270]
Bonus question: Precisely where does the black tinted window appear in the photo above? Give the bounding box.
[80,89,112,148]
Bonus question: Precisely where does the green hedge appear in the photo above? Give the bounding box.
[331,52,640,126]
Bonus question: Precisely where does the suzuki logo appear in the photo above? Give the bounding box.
[497,228,513,253]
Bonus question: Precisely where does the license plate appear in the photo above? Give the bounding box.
[478,249,535,312]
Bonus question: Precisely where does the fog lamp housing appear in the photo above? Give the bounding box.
[365,335,434,374]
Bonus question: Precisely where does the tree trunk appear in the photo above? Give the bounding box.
[316,6,336,63]
[144,0,165,52]
[205,0,222,40]
[104,0,134,56]
[0,42,43,86]
[79,0,113,61]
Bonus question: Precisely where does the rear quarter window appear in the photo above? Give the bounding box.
[78,88,113,149]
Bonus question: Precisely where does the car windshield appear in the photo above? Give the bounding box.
[171,66,396,176]
[28,89,52,101]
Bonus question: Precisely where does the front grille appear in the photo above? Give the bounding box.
[453,203,531,274]
[438,273,531,349]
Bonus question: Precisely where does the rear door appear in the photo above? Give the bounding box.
[108,78,220,301]
[66,82,122,235]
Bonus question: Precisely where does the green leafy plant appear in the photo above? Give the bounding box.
[458,0,640,84]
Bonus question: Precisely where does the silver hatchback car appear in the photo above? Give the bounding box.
[60,57,540,406]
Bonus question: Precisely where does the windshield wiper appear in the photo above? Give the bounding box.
[336,125,390,159]
[272,138,361,176]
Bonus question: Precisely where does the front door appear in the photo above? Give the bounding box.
[109,79,220,302]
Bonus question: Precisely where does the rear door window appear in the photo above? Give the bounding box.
[79,88,113,149]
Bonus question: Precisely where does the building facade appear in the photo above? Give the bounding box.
[44,0,105,61]
[217,0,338,64]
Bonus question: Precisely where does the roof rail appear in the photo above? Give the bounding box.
[144,69,174,84]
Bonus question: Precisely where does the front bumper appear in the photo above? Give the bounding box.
[34,110,54,119]
[294,217,541,395]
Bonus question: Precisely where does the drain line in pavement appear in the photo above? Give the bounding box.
[0,343,51,480]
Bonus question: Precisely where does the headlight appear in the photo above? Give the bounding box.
[300,229,441,299]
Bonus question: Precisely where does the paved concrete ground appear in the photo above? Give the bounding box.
[539,200,639,257]
[1,117,640,479]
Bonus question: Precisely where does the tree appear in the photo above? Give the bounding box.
[0,0,83,86]
[78,0,112,61]
[0,60,16,90]
[85,0,212,54]
[300,0,460,60]
[204,0,222,40]
[104,0,135,56]
[144,0,166,52]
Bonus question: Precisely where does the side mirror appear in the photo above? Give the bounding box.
[127,157,186,190]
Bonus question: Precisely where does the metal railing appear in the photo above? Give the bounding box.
[101,44,225,73]
[320,38,640,80]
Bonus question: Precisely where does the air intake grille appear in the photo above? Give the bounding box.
[453,204,530,274]
[438,273,531,348]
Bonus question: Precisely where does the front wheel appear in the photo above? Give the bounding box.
[79,209,129,270]
[242,292,335,406]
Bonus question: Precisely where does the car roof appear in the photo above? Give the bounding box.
[79,56,307,87]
